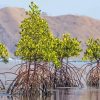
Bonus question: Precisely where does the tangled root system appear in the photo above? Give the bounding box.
[6,62,82,96]
[80,60,100,87]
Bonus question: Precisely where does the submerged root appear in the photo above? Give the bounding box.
[87,67,100,87]
[7,62,82,96]
[54,63,83,87]
[87,61,100,87]
[7,62,53,96]
[81,60,100,87]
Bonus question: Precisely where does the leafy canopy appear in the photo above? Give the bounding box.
[0,43,9,62]
[62,34,82,58]
[15,2,60,66]
[15,2,82,67]
[54,34,82,61]
[83,38,100,61]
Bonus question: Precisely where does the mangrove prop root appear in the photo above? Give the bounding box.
[6,62,82,96]
[80,61,100,87]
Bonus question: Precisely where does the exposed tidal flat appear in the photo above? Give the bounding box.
[0,59,99,100]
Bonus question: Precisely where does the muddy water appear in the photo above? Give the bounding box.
[0,60,99,100]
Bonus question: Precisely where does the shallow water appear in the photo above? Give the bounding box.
[0,60,99,100]
[0,88,100,100]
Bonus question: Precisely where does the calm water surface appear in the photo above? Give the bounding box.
[0,88,100,100]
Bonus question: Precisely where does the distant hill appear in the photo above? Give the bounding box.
[0,7,26,56]
[0,7,100,57]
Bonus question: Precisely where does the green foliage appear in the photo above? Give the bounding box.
[0,43,9,63]
[20,2,50,38]
[83,38,100,61]
[62,34,82,58]
[53,34,82,62]
[53,37,63,59]
[15,2,82,67]
[15,2,60,66]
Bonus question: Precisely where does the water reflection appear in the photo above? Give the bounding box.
[0,88,100,100]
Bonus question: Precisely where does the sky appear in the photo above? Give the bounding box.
[0,0,100,19]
